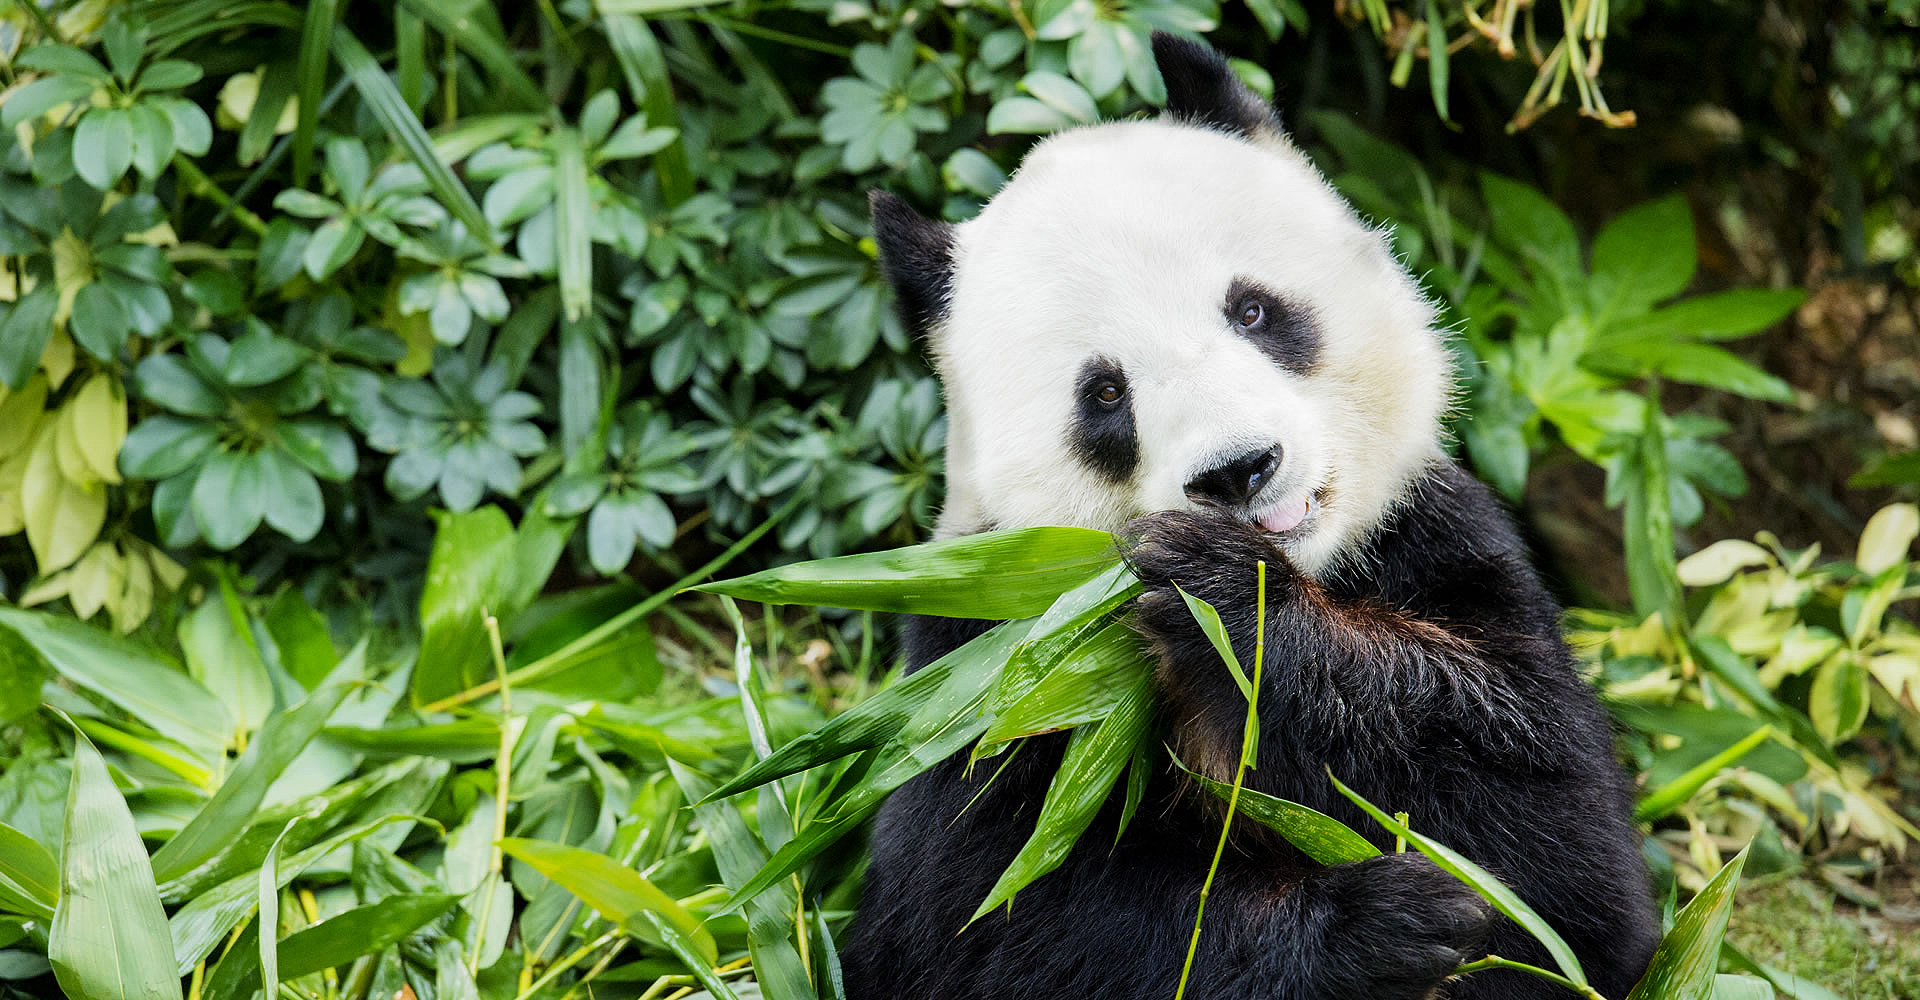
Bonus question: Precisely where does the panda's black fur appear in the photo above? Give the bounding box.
[844,35,1660,1000]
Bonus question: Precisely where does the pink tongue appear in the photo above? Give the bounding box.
[1258,497,1309,534]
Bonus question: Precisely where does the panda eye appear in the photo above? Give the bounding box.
[1094,382,1124,405]
[1236,299,1265,328]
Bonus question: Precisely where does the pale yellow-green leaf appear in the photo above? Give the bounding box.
[1676,538,1772,587]
[49,229,90,328]
[1724,609,1796,658]
[1758,624,1841,687]
[113,547,154,633]
[0,448,28,536]
[0,376,47,457]
[1857,503,1918,576]
[1694,578,1771,639]
[64,542,115,620]
[1865,651,1919,703]
[18,566,70,607]
[52,405,94,485]
[1808,651,1869,744]
[38,331,74,388]
[214,70,295,134]
[22,425,104,574]
[67,374,125,485]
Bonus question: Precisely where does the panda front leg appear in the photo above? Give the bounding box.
[1122,507,1654,998]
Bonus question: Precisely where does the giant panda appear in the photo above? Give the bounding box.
[843,34,1660,1000]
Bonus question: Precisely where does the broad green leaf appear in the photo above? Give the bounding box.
[1172,757,1380,866]
[1592,194,1696,318]
[150,685,351,883]
[970,671,1152,922]
[1635,726,1774,822]
[0,607,227,768]
[1625,391,1683,623]
[204,893,461,999]
[1020,71,1098,123]
[73,108,135,190]
[0,624,49,726]
[1601,289,1805,345]
[1479,171,1580,291]
[177,581,274,734]
[1855,502,1917,576]
[0,821,58,920]
[1330,772,1587,988]
[49,731,181,1000]
[498,838,718,963]
[413,505,517,704]
[1626,846,1750,1000]
[702,618,1036,802]
[1598,341,1794,402]
[696,526,1119,618]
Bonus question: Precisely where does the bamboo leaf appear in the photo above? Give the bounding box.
[49,729,181,1000]
[976,618,1148,750]
[1635,726,1774,822]
[0,821,58,920]
[969,671,1152,922]
[0,607,228,769]
[602,14,694,204]
[1329,771,1588,988]
[1171,756,1380,866]
[696,526,1119,618]
[292,0,340,185]
[702,618,1035,802]
[393,0,546,109]
[499,838,719,963]
[1626,846,1751,1000]
[331,27,496,250]
[150,684,353,883]
[552,125,593,322]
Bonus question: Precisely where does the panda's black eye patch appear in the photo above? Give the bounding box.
[1224,277,1319,375]
[1070,357,1137,483]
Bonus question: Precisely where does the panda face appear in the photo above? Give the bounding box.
[872,40,1452,577]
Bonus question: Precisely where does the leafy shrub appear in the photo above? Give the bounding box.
[0,0,1771,633]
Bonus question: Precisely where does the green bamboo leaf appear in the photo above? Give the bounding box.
[49,729,182,1000]
[1625,846,1750,1000]
[1175,585,1252,699]
[202,893,461,999]
[149,684,352,883]
[393,0,546,109]
[1329,771,1588,988]
[552,125,593,322]
[258,821,295,1000]
[0,821,58,920]
[601,14,693,204]
[696,526,1119,618]
[969,671,1152,923]
[1425,9,1449,121]
[413,505,517,704]
[1635,726,1774,822]
[983,562,1142,721]
[170,811,436,974]
[976,618,1149,750]
[1712,975,1776,1000]
[331,27,496,250]
[669,762,814,1000]
[291,0,339,185]
[0,607,228,769]
[498,838,718,963]
[1171,756,1380,866]
[702,618,1036,802]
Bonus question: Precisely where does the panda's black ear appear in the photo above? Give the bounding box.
[869,190,956,336]
[1151,32,1281,139]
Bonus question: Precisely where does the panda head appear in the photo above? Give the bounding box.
[871,34,1452,577]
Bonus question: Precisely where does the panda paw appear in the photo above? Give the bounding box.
[1306,852,1496,999]
[1121,509,1292,650]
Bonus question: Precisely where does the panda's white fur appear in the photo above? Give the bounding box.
[926,117,1452,575]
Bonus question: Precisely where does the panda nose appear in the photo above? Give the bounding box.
[1185,445,1283,507]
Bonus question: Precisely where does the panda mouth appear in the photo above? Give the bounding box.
[1254,492,1314,536]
